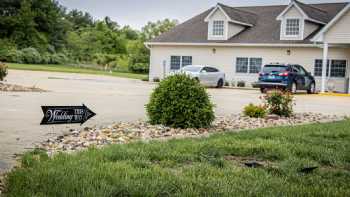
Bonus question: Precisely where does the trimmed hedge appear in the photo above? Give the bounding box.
[146,74,215,128]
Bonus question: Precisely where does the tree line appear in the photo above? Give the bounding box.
[0,0,178,73]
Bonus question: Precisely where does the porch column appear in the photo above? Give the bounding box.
[321,42,328,93]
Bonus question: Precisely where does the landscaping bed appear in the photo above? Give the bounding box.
[39,113,344,156]
[3,120,350,196]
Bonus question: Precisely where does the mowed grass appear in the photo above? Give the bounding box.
[4,120,350,196]
[7,63,147,80]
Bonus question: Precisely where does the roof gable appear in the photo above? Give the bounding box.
[276,0,327,24]
[204,3,255,27]
[312,3,350,42]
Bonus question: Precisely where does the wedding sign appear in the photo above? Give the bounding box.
[40,104,96,125]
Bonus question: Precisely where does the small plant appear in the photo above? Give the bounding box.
[237,80,245,87]
[146,74,215,128]
[264,90,294,117]
[224,81,230,87]
[21,48,42,64]
[153,77,160,82]
[0,62,8,81]
[243,103,267,118]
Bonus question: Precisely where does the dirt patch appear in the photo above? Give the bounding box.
[0,82,46,92]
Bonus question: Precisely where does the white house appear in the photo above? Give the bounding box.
[145,0,350,93]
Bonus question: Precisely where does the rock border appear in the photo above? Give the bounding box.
[0,82,46,92]
[38,113,345,156]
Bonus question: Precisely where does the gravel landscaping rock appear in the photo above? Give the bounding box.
[0,82,46,92]
[38,113,345,156]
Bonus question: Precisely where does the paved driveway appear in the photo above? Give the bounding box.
[1,70,350,172]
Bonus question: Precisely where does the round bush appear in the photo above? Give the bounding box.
[129,63,149,73]
[2,49,24,63]
[50,53,69,64]
[21,48,42,64]
[0,62,8,81]
[41,52,51,64]
[146,74,215,128]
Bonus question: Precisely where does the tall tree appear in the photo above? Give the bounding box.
[141,19,178,41]
[66,9,94,30]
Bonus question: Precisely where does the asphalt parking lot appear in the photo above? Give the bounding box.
[1,70,350,172]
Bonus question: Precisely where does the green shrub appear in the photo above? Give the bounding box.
[50,53,69,64]
[129,63,149,73]
[237,80,245,87]
[243,103,267,118]
[41,52,51,64]
[264,90,294,117]
[0,62,8,81]
[1,49,24,63]
[21,48,42,64]
[153,77,160,82]
[0,39,17,62]
[146,74,215,128]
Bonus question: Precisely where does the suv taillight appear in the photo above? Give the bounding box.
[278,72,289,77]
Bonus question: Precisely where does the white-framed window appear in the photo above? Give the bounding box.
[314,59,347,78]
[236,57,263,74]
[213,20,224,36]
[170,56,181,70]
[170,56,193,70]
[182,56,192,67]
[285,18,300,36]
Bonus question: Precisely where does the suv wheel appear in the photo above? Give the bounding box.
[217,79,224,88]
[290,82,297,94]
[307,82,316,94]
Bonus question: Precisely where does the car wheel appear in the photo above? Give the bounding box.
[290,82,297,94]
[217,79,224,88]
[307,82,316,94]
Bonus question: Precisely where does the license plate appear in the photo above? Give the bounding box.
[268,75,276,79]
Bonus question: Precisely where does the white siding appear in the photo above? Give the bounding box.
[324,9,350,44]
[227,23,245,39]
[304,21,319,39]
[149,45,350,92]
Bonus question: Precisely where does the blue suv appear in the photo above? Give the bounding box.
[255,64,316,94]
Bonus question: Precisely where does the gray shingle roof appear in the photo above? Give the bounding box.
[294,0,330,23]
[218,3,257,26]
[150,2,348,44]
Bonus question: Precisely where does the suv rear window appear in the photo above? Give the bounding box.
[263,65,288,73]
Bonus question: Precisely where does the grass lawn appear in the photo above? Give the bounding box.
[7,63,147,80]
[4,120,350,196]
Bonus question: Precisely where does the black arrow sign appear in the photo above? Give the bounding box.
[40,104,96,125]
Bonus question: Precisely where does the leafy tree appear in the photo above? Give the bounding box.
[66,9,94,30]
[141,19,178,41]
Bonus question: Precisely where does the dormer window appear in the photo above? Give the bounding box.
[213,20,224,36]
[285,19,300,36]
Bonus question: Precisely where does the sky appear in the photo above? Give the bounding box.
[57,0,350,30]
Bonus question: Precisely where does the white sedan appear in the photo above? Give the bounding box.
[179,65,225,88]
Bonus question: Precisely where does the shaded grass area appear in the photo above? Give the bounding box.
[7,63,148,80]
[4,120,350,196]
